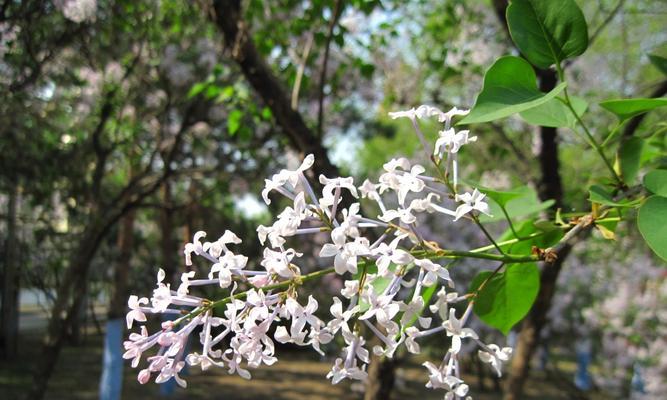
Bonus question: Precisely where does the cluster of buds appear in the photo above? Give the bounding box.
[124,105,512,399]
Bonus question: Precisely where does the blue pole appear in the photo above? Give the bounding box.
[99,318,124,400]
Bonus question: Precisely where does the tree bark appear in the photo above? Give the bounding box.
[1,181,20,360]
[364,354,397,400]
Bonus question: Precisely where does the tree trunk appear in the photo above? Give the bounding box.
[1,181,20,360]
[99,210,135,400]
[504,68,567,400]
[160,183,177,280]
[364,354,397,400]
[27,219,107,400]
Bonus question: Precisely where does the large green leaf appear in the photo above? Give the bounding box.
[644,170,667,197]
[600,98,667,122]
[616,137,644,184]
[648,54,667,75]
[519,96,587,128]
[479,186,555,222]
[506,0,589,69]
[458,56,567,125]
[469,263,540,335]
[637,196,667,261]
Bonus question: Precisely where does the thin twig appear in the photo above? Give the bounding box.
[316,0,344,138]
[291,33,314,109]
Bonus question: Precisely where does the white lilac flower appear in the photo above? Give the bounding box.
[430,287,460,320]
[261,154,314,204]
[454,189,491,221]
[126,295,149,329]
[478,344,513,377]
[399,296,432,328]
[257,192,310,247]
[260,248,301,278]
[319,175,359,202]
[359,290,400,327]
[372,239,414,277]
[203,230,242,258]
[209,251,249,288]
[434,128,477,156]
[341,280,360,298]
[327,357,367,384]
[378,158,426,206]
[183,231,206,266]
[319,235,370,275]
[176,271,196,296]
[154,359,188,388]
[327,297,358,335]
[422,361,470,399]
[405,327,421,354]
[444,308,479,354]
[414,258,453,287]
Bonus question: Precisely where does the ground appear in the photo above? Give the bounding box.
[0,302,611,399]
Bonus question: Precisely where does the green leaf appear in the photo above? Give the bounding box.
[469,263,540,335]
[648,54,667,75]
[600,98,667,122]
[637,196,667,261]
[227,110,243,135]
[458,56,567,125]
[519,96,587,128]
[506,0,589,69]
[643,170,667,197]
[588,184,638,207]
[187,82,207,99]
[616,137,644,184]
[498,219,563,254]
[464,182,525,208]
[479,186,555,222]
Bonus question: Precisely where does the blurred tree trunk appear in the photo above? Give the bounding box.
[364,354,397,400]
[99,209,135,400]
[1,181,20,360]
[28,217,109,400]
[504,69,568,400]
[160,181,178,280]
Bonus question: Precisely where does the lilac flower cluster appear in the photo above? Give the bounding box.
[124,105,511,399]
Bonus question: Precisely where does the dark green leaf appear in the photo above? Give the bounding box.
[600,98,667,122]
[469,263,540,335]
[458,56,567,125]
[643,170,667,197]
[617,137,644,184]
[506,0,589,69]
[519,96,587,128]
[637,196,667,261]
[589,184,638,207]
[648,54,667,75]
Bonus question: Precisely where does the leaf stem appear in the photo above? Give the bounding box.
[555,63,625,187]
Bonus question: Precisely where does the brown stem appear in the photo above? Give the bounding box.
[209,0,340,179]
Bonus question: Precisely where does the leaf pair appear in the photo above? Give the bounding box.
[460,0,589,125]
